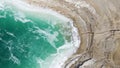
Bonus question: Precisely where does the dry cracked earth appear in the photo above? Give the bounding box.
[24,0,120,68]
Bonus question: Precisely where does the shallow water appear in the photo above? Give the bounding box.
[0,1,80,68]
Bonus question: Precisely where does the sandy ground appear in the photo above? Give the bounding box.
[23,0,120,68]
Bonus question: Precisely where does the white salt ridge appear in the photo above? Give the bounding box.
[80,59,95,68]
[65,0,97,15]
[1,0,81,68]
[75,1,96,15]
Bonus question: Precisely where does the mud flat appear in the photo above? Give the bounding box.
[24,0,120,68]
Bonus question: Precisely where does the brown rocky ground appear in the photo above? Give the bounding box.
[23,0,120,68]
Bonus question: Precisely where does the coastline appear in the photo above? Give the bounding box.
[12,0,120,68]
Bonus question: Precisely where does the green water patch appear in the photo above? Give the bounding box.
[0,5,70,68]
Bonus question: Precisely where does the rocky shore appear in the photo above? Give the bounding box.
[23,0,120,68]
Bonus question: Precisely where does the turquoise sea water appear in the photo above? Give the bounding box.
[0,1,79,68]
